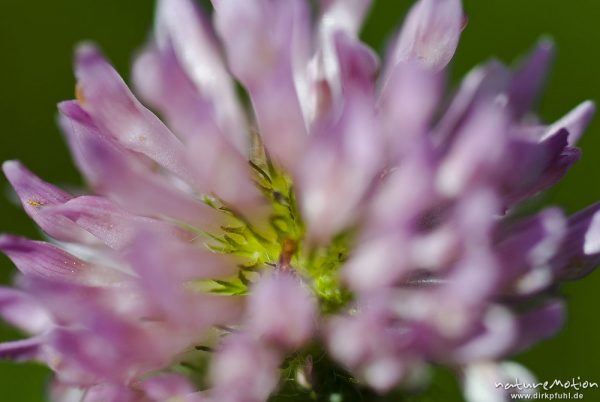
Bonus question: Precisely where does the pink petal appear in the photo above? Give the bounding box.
[125,225,242,327]
[0,235,124,286]
[155,0,248,153]
[74,44,195,184]
[0,337,45,362]
[509,39,554,119]
[542,100,596,146]
[59,101,220,230]
[379,62,441,158]
[298,96,383,242]
[0,287,52,334]
[393,0,463,71]
[49,195,183,250]
[247,272,316,349]
[212,0,309,169]
[318,0,373,34]
[436,104,509,197]
[210,333,281,402]
[2,161,94,243]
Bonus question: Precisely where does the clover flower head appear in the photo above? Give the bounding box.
[1,0,599,401]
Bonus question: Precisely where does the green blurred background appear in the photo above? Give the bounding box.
[0,1,599,400]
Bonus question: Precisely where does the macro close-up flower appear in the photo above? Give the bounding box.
[1,0,600,401]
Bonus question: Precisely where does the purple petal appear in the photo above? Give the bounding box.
[133,44,218,143]
[379,62,441,158]
[368,142,438,230]
[308,0,377,112]
[542,100,596,146]
[0,287,52,334]
[48,381,87,402]
[333,31,379,95]
[48,196,139,250]
[58,376,197,402]
[134,46,260,211]
[319,0,373,34]
[81,384,137,402]
[250,71,309,169]
[125,225,242,327]
[0,337,45,362]
[450,306,517,363]
[392,0,463,71]
[524,145,581,201]
[436,104,509,197]
[140,374,195,401]
[325,299,411,392]
[211,0,302,84]
[495,208,566,294]
[553,202,600,280]
[154,0,248,153]
[46,310,170,383]
[74,44,195,184]
[138,373,196,401]
[502,129,574,206]
[127,224,238,281]
[343,233,410,292]
[513,300,565,353]
[212,0,309,169]
[48,195,184,250]
[132,46,264,219]
[210,333,281,402]
[59,101,220,229]
[0,235,124,286]
[2,161,94,243]
[298,96,383,242]
[434,60,510,149]
[0,235,86,281]
[509,39,554,119]
[247,272,316,349]
[180,123,267,214]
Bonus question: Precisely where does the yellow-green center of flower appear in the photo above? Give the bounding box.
[195,150,352,313]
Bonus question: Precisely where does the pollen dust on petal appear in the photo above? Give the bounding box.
[27,199,45,208]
